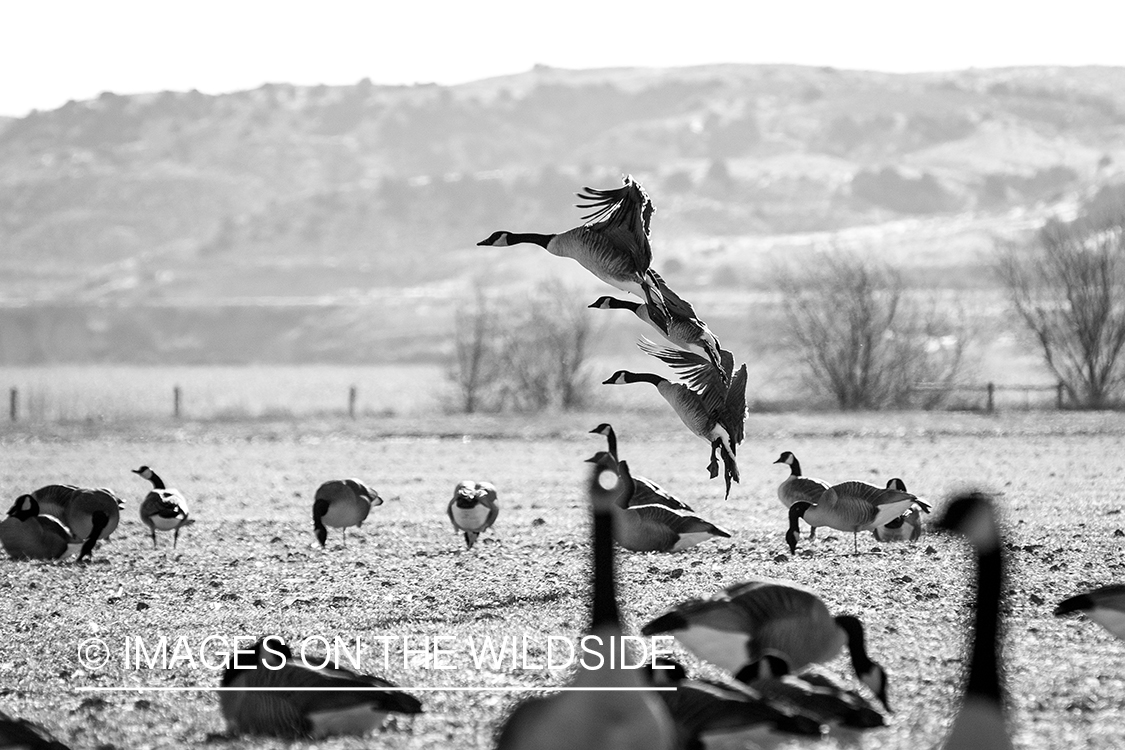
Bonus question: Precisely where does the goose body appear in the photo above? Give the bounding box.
[0,710,72,749]
[642,577,890,711]
[219,636,421,739]
[478,176,672,333]
[737,657,887,732]
[446,480,499,549]
[589,424,693,511]
[132,466,194,548]
[0,495,76,561]
[495,455,675,750]
[30,484,123,561]
[787,480,927,554]
[872,478,926,542]
[1055,583,1125,641]
[312,479,381,547]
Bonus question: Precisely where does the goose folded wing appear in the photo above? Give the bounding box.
[630,504,731,539]
[280,664,422,715]
[631,476,693,511]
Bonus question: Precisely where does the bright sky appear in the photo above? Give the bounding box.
[2,0,1123,117]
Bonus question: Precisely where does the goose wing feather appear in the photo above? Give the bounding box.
[629,504,731,539]
[576,177,653,271]
[630,475,693,511]
[638,338,728,414]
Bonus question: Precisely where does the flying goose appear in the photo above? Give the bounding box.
[786,481,927,555]
[1055,583,1125,641]
[495,454,675,750]
[132,466,195,548]
[589,293,724,375]
[604,341,747,498]
[0,710,72,749]
[219,635,422,739]
[446,480,499,549]
[0,495,77,561]
[641,577,890,712]
[872,478,926,542]
[478,175,672,333]
[773,451,830,542]
[312,479,381,547]
[589,423,693,511]
[936,492,1014,750]
[585,453,731,552]
[31,484,123,562]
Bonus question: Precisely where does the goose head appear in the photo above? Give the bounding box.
[587,452,625,513]
[477,230,511,247]
[589,423,614,437]
[735,652,791,683]
[936,491,999,553]
[588,296,638,311]
[132,466,153,479]
[886,477,907,492]
[6,494,39,520]
[453,481,483,508]
[835,615,891,712]
[773,451,796,467]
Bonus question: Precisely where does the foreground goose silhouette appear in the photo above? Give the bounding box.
[30,484,123,561]
[1055,583,1125,640]
[447,480,499,549]
[589,424,693,511]
[312,479,381,547]
[937,491,1014,750]
[132,465,195,548]
[495,454,675,749]
[0,709,72,749]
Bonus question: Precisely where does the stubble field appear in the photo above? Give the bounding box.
[1,410,1124,749]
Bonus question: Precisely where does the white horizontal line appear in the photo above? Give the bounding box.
[75,686,676,693]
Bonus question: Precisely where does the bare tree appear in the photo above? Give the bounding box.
[448,281,505,413]
[997,217,1125,408]
[776,252,968,410]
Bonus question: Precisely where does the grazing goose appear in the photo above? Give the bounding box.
[312,479,381,547]
[585,453,731,552]
[478,175,672,333]
[0,710,72,749]
[589,295,724,375]
[0,495,79,561]
[219,635,422,739]
[936,492,1014,750]
[604,341,747,498]
[1055,583,1125,641]
[446,480,499,549]
[132,466,194,549]
[736,655,887,732]
[872,478,926,542]
[31,484,123,562]
[589,423,693,511]
[773,451,830,542]
[641,578,890,711]
[786,481,927,555]
[495,454,675,750]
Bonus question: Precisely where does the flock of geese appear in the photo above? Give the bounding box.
[1,176,1123,749]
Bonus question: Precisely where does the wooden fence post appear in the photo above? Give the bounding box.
[1056,381,1065,410]
[986,382,994,413]
[9,388,16,422]
[173,386,182,419]
[348,385,357,419]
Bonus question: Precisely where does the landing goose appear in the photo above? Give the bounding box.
[447,480,499,549]
[312,479,381,547]
[132,466,194,548]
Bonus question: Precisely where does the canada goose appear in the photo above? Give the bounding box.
[1055,584,1125,641]
[219,635,422,739]
[736,655,887,731]
[773,451,830,542]
[589,423,693,511]
[30,484,123,562]
[478,175,672,333]
[604,342,747,498]
[0,495,76,561]
[872,478,926,542]
[641,578,890,711]
[132,466,194,548]
[589,295,724,375]
[586,454,731,552]
[447,480,499,549]
[936,492,1014,750]
[0,710,72,749]
[786,481,927,555]
[495,454,675,750]
[312,479,381,547]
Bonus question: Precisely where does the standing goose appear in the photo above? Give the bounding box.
[585,453,731,553]
[0,495,77,561]
[641,578,891,712]
[312,479,381,548]
[495,454,675,750]
[31,484,123,562]
[132,466,194,548]
[872,478,926,543]
[589,423,693,511]
[219,635,422,738]
[773,451,830,542]
[589,295,724,376]
[1055,583,1125,641]
[604,341,747,498]
[478,175,672,333]
[446,480,499,549]
[0,710,72,749]
[786,481,927,555]
[936,492,1014,750]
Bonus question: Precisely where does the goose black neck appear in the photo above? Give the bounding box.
[966,544,1005,702]
[605,430,618,461]
[148,472,166,490]
[836,615,873,673]
[591,510,619,629]
[789,458,802,477]
[507,232,554,249]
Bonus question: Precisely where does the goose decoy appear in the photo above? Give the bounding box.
[312,479,381,547]
[641,577,890,711]
[219,635,422,739]
[604,341,747,498]
[132,466,194,549]
[936,492,1014,750]
[589,294,724,375]
[589,424,693,511]
[1055,583,1125,641]
[773,451,830,542]
[786,480,928,555]
[736,655,887,732]
[0,495,77,561]
[0,710,72,749]
[495,454,675,750]
[446,480,499,549]
[586,454,731,552]
[872,478,926,542]
[31,484,123,562]
[478,175,672,334]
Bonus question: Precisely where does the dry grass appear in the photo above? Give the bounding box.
[1,410,1124,749]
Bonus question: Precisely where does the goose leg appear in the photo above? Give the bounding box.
[173,527,180,548]
[853,531,859,555]
[342,527,347,547]
[78,511,110,562]
[707,441,720,479]
[809,526,817,542]
[151,529,157,549]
